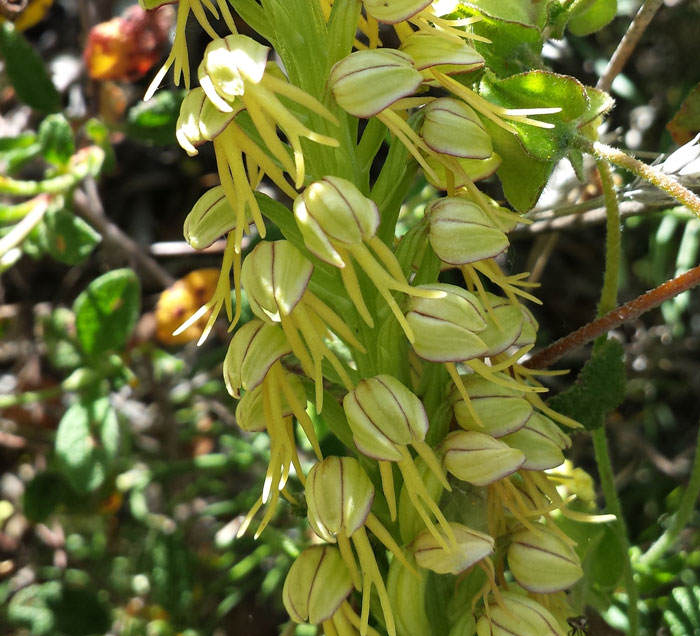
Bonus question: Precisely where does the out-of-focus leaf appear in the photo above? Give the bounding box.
[568,0,618,36]
[126,89,184,145]
[0,131,43,173]
[38,209,101,265]
[548,338,626,430]
[40,307,82,370]
[55,396,120,493]
[0,22,60,112]
[22,471,71,522]
[38,114,75,167]
[668,83,700,144]
[73,268,140,356]
[664,586,700,635]
[7,582,61,635]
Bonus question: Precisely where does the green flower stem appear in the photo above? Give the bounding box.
[596,159,621,316]
[0,385,62,409]
[0,195,50,259]
[592,156,639,636]
[0,173,77,196]
[638,420,700,567]
[574,136,700,220]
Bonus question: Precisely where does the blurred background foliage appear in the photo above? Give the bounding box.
[0,0,699,634]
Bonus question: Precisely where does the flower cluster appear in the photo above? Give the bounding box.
[143,0,608,634]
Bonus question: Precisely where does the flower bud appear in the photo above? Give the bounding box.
[451,374,532,437]
[387,559,431,636]
[412,522,493,574]
[515,305,538,348]
[502,413,570,471]
[343,375,428,461]
[294,176,380,266]
[223,320,291,397]
[241,240,313,322]
[428,197,507,265]
[305,456,374,543]
[478,294,526,357]
[401,32,484,75]
[508,525,583,593]
[329,49,422,118]
[199,35,269,108]
[406,284,488,362]
[442,431,525,486]
[476,592,566,636]
[175,88,237,156]
[235,373,306,433]
[283,545,353,625]
[424,153,501,190]
[363,0,432,23]
[421,98,492,159]
[183,186,237,250]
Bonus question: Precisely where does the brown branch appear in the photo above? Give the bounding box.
[525,264,700,369]
[73,180,175,289]
[596,0,665,92]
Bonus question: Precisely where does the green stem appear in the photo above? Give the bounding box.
[0,195,50,258]
[0,173,77,196]
[592,429,639,636]
[591,157,639,636]
[596,159,621,315]
[574,136,700,220]
[0,385,62,409]
[638,420,700,567]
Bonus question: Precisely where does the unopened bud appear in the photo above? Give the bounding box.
[402,32,484,75]
[363,0,432,23]
[421,98,492,159]
[223,320,291,397]
[406,284,488,362]
[183,186,237,249]
[508,525,583,593]
[294,176,379,267]
[442,430,525,486]
[424,153,501,190]
[329,49,422,118]
[283,545,353,625]
[451,374,532,437]
[477,294,526,357]
[176,88,236,156]
[502,413,570,471]
[412,522,493,574]
[428,197,507,265]
[241,240,313,322]
[235,373,305,433]
[305,456,374,543]
[476,592,566,636]
[343,375,428,461]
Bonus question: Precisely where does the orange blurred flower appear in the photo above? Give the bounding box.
[155,268,220,345]
[84,4,173,81]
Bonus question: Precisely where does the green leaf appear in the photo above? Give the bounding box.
[0,23,60,113]
[40,307,83,370]
[7,582,61,635]
[457,5,544,77]
[73,269,140,356]
[22,471,71,522]
[548,338,626,431]
[55,397,119,493]
[38,114,75,167]
[484,118,554,211]
[568,0,618,36]
[667,82,700,144]
[39,209,101,265]
[0,131,43,173]
[126,90,185,145]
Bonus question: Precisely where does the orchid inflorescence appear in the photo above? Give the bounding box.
[142,0,610,633]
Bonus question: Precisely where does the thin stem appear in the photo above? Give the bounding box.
[638,421,700,567]
[524,263,700,369]
[0,385,62,409]
[597,0,665,92]
[597,159,621,315]
[0,195,50,258]
[591,155,638,635]
[575,136,700,219]
[592,429,639,636]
